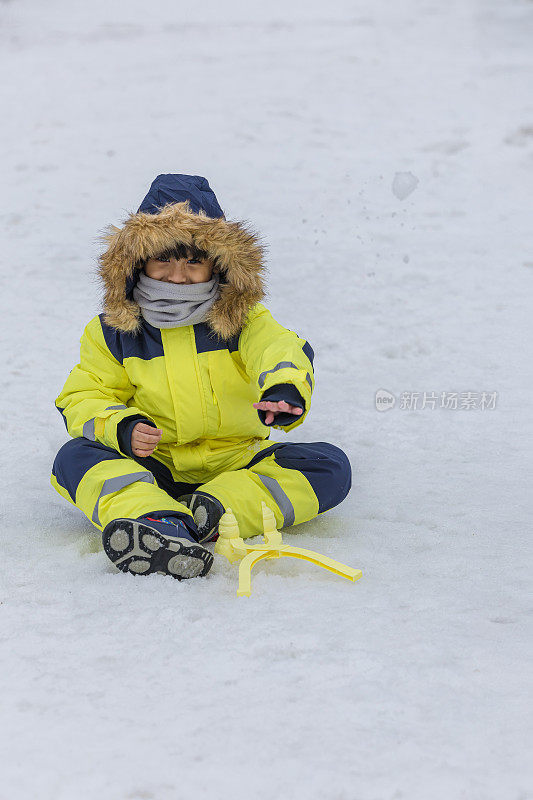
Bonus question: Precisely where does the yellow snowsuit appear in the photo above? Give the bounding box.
[51,184,351,539]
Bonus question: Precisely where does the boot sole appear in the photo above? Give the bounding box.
[102,518,213,580]
[179,492,224,543]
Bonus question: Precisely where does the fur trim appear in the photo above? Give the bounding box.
[98,201,266,338]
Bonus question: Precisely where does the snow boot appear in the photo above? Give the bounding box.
[102,514,213,580]
[178,491,225,543]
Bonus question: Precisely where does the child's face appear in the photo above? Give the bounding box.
[144,254,216,284]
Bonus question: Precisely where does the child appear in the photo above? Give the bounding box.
[51,174,352,580]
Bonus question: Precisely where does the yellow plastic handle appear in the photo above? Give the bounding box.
[215,504,363,597]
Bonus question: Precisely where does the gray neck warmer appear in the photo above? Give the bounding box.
[133,271,220,329]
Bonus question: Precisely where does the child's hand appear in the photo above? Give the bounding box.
[252,400,304,425]
[131,422,162,457]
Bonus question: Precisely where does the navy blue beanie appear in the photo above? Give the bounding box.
[137,174,225,219]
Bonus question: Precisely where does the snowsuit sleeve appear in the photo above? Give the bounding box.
[54,316,158,455]
[239,304,314,432]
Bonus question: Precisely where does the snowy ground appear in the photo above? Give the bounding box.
[1,1,532,798]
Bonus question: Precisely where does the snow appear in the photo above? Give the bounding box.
[1,0,532,798]
[391,172,419,201]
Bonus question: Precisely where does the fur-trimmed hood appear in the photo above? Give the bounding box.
[98,174,266,339]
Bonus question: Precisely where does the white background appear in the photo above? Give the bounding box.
[1,1,532,798]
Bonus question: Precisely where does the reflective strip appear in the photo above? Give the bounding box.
[84,407,127,441]
[306,372,312,390]
[255,473,295,527]
[258,362,299,389]
[83,418,96,441]
[92,471,155,525]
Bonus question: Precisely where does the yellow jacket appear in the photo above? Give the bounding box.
[56,301,314,458]
[55,191,315,480]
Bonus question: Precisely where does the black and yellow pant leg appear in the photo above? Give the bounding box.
[197,441,352,538]
[51,438,197,533]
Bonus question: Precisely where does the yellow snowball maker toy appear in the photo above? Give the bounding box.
[215,502,362,596]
